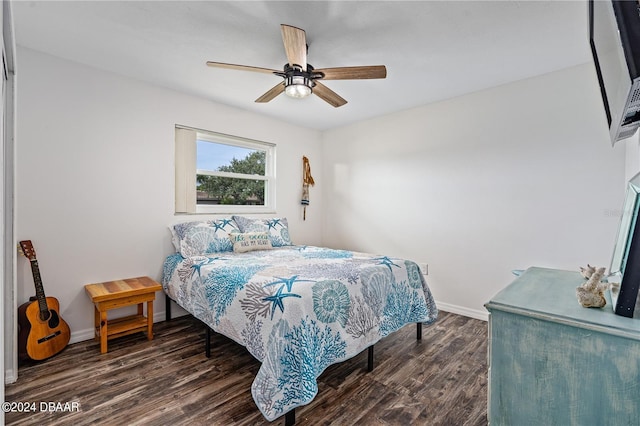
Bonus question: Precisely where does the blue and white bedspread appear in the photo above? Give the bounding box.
[162,245,438,421]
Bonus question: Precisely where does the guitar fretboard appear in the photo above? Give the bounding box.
[30,259,49,315]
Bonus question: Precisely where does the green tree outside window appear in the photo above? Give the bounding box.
[197,151,266,205]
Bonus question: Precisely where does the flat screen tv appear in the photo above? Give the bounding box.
[589,0,640,144]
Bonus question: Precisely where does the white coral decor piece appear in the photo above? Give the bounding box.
[576,264,609,308]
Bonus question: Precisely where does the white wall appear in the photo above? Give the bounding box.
[15,47,323,342]
[13,45,632,340]
[321,63,627,319]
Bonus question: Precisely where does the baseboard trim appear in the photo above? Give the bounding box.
[5,368,16,384]
[435,301,488,321]
[70,329,95,345]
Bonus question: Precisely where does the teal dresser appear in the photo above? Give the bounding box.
[485,267,640,426]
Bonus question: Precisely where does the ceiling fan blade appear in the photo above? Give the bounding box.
[313,81,347,108]
[315,65,387,80]
[281,24,307,70]
[255,82,285,103]
[206,61,279,75]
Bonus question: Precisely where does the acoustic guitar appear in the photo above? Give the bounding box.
[17,240,70,361]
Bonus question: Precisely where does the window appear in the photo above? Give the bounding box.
[175,126,276,214]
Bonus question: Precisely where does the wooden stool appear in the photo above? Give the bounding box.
[84,276,162,354]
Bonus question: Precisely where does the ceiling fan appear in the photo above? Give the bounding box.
[206,24,387,108]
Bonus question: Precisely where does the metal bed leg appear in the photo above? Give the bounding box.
[417,322,422,340]
[367,345,374,372]
[165,294,172,321]
[284,408,295,425]
[205,326,212,358]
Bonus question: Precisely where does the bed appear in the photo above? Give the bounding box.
[162,217,438,423]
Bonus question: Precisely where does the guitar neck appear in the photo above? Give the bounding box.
[30,259,49,313]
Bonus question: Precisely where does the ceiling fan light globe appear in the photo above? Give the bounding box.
[285,84,312,98]
[284,75,312,99]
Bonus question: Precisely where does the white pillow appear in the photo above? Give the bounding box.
[232,216,293,247]
[229,232,273,253]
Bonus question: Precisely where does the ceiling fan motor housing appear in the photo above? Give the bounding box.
[280,64,323,98]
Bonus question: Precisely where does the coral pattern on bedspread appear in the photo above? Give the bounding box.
[162,245,438,421]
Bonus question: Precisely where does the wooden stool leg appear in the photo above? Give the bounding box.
[99,310,108,354]
[147,300,154,340]
[94,306,100,341]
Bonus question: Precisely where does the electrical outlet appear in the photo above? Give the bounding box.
[419,263,429,275]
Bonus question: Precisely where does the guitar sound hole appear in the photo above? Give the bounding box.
[47,310,60,328]
[39,310,51,323]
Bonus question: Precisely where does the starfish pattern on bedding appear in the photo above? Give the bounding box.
[263,285,302,320]
[375,256,400,272]
[265,219,282,230]
[190,257,220,279]
[213,218,236,232]
[264,275,315,292]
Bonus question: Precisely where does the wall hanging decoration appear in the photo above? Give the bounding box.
[301,156,315,220]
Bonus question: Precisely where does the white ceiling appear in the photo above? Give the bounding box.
[12,1,591,130]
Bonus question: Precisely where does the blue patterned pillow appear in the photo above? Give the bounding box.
[231,216,293,247]
[170,218,238,257]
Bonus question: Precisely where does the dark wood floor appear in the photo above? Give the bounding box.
[5,311,488,426]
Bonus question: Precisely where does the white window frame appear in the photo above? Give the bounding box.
[175,125,276,214]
